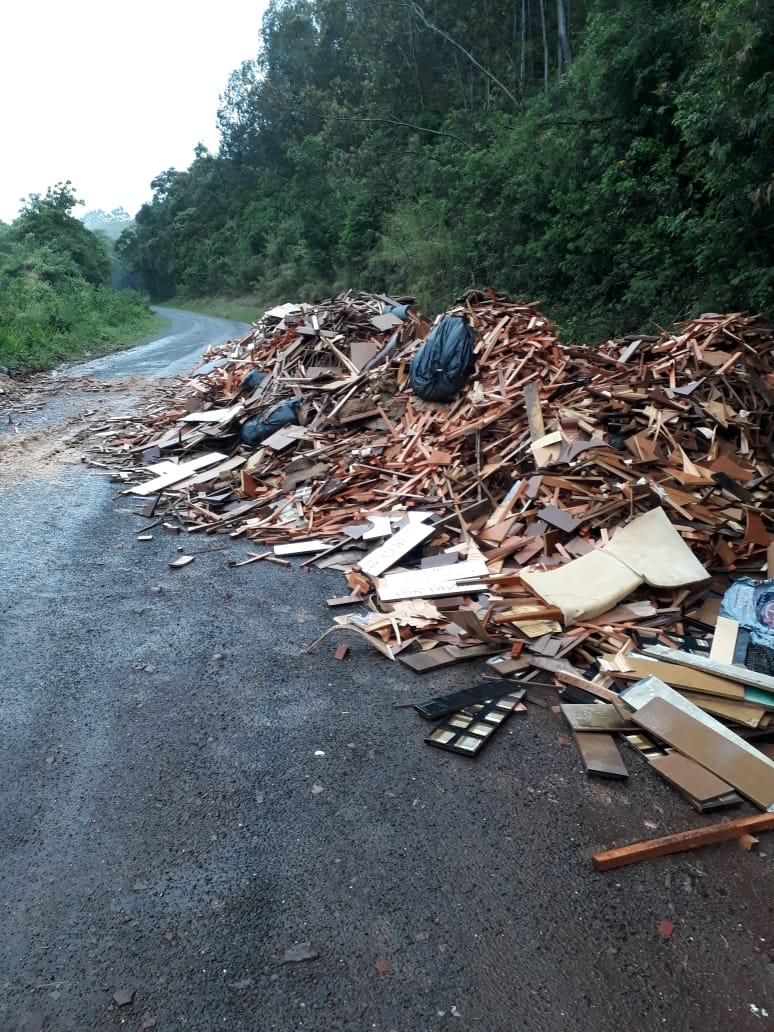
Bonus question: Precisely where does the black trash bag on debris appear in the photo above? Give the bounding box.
[240,368,267,394]
[240,397,303,447]
[409,315,475,402]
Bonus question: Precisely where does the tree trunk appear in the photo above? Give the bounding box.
[539,0,549,92]
[556,0,572,67]
[519,0,527,91]
[406,11,424,107]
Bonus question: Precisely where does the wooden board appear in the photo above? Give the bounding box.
[358,520,435,577]
[710,616,739,665]
[624,654,745,700]
[376,556,489,603]
[523,381,544,443]
[128,452,227,496]
[560,704,631,733]
[592,813,774,872]
[181,405,243,423]
[399,642,497,673]
[261,425,308,451]
[633,697,774,810]
[622,675,774,767]
[642,644,774,694]
[273,539,330,555]
[574,732,628,779]
[680,690,766,729]
[648,751,735,804]
[362,516,392,540]
[539,504,581,534]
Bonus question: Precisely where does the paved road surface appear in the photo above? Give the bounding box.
[67,307,251,380]
[1,312,771,1031]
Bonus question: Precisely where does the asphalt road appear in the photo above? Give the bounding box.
[1,311,772,1031]
[67,307,251,380]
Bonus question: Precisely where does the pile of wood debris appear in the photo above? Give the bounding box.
[90,289,774,866]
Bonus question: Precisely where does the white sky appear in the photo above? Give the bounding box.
[0,0,268,223]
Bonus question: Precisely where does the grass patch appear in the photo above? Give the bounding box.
[0,305,169,373]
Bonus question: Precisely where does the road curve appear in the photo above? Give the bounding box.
[66,306,251,380]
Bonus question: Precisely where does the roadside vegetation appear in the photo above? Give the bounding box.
[0,183,164,372]
[117,0,772,339]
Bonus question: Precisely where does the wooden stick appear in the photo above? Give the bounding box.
[592,813,774,872]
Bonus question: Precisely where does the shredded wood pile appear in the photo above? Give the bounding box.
[90,289,774,848]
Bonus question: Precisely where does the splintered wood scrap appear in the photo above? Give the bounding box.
[592,813,774,872]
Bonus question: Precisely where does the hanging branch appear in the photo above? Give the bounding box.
[329,114,473,150]
[371,2,520,108]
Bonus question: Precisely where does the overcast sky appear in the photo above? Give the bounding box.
[0,0,268,223]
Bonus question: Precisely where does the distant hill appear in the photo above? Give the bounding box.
[82,208,133,241]
[82,209,140,289]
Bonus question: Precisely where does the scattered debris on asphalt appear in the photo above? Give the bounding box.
[87,289,774,859]
[281,942,321,964]
[112,987,135,1007]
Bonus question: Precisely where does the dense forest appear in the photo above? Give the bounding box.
[118,0,773,338]
[0,184,158,370]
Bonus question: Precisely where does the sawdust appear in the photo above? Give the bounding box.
[0,424,86,488]
[0,373,168,488]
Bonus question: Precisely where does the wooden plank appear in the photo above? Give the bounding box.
[574,732,628,778]
[273,539,330,556]
[561,704,631,733]
[527,656,620,704]
[376,555,489,603]
[128,452,227,496]
[709,616,740,665]
[592,813,774,872]
[539,504,581,534]
[261,425,308,451]
[362,516,392,540]
[680,690,766,729]
[624,654,745,700]
[622,676,774,767]
[648,751,735,804]
[633,697,774,810]
[358,519,435,577]
[523,381,544,443]
[642,644,774,694]
[181,405,242,423]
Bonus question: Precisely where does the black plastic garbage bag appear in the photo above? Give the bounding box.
[240,368,267,393]
[240,397,303,447]
[409,316,475,402]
